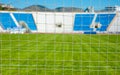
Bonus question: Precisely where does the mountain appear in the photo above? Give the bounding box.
[22,5,83,12]
[55,7,83,12]
[23,5,52,11]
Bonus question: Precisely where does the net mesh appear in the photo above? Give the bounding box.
[0,0,120,75]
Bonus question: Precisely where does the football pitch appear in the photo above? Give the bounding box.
[0,34,120,75]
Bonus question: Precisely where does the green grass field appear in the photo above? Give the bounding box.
[0,34,120,75]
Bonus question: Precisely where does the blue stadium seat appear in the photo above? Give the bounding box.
[74,14,94,31]
[95,14,115,31]
[0,13,17,30]
[13,13,37,31]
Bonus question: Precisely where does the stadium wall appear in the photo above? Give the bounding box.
[32,12,74,33]
[108,12,120,32]
[0,25,3,32]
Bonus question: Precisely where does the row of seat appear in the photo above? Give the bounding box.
[74,14,115,31]
[0,13,116,32]
[0,13,17,30]
[0,13,37,30]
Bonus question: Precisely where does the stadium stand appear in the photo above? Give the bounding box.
[0,12,117,33]
[95,14,115,31]
[13,13,37,31]
[74,14,94,31]
[0,13,17,30]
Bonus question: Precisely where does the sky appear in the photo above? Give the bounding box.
[1,0,120,10]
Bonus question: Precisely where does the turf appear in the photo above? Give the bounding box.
[0,34,120,75]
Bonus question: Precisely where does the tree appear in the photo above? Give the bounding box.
[0,6,2,10]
